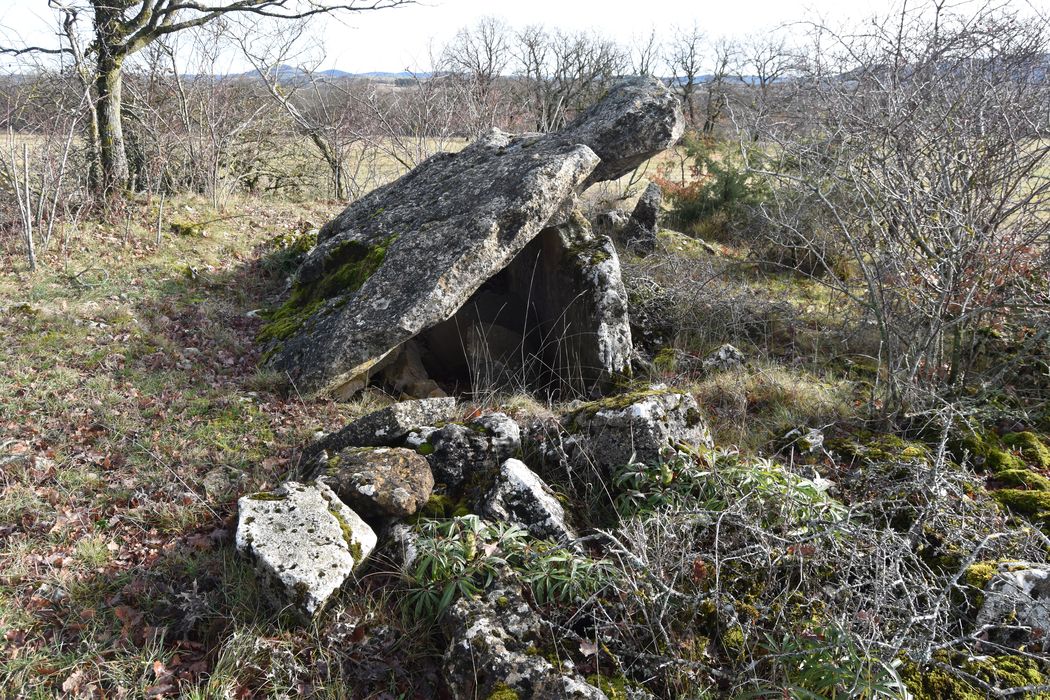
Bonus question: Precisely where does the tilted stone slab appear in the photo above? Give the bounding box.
[262,77,683,399]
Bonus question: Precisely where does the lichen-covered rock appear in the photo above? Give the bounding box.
[264,77,683,399]
[443,578,608,700]
[560,389,712,475]
[619,182,662,255]
[310,447,434,520]
[420,412,522,490]
[308,398,458,459]
[235,481,376,619]
[976,562,1050,652]
[561,76,685,186]
[484,459,577,544]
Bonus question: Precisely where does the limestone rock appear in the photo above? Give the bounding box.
[235,481,376,619]
[310,447,434,520]
[309,397,458,459]
[594,208,629,237]
[421,412,522,489]
[263,77,683,399]
[620,182,662,255]
[443,578,608,700]
[565,389,712,475]
[484,459,577,544]
[976,562,1050,652]
[561,76,686,186]
[702,343,746,373]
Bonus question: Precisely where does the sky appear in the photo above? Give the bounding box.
[0,0,1041,74]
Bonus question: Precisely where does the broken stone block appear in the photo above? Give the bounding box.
[976,562,1050,652]
[620,182,662,255]
[562,388,713,475]
[420,413,522,489]
[484,458,577,544]
[309,397,458,459]
[310,446,434,520]
[235,481,376,619]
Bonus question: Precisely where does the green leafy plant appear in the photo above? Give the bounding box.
[746,624,908,700]
[402,515,616,621]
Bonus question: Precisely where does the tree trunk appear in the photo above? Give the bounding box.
[95,59,129,195]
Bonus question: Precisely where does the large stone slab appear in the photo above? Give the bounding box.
[263,77,683,398]
[235,481,376,619]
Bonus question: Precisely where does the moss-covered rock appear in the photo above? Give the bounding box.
[258,235,395,344]
[901,652,1048,699]
[1003,432,1050,470]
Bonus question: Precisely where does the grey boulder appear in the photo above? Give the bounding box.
[310,446,434,520]
[484,458,577,544]
[235,481,376,619]
[976,562,1050,652]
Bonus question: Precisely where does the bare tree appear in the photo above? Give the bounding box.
[513,27,627,132]
[699,37,735,135]
[630,27,662,77]
[441,17,513,135]
[733,32,793,140]
[1,0,413,197]
[666,23,702,124]
[748,3,1050,414]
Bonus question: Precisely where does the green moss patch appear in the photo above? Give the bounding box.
[1002,432,1050,470]
[258,234,396,344]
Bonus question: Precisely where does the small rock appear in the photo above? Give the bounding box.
[235,481,376,620]
[484,459,577,544]
[782,427,825,455]
[701,344,746,373]
[976,562,1050,652]
[310,446,434,520]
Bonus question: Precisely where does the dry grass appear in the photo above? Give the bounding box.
[0,194,443,697]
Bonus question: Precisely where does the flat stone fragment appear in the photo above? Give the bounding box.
[976,562,1050,652]
[310,446,434,520]
[484,458,577,544]
[308,397,458,459]
[235,481,376,619]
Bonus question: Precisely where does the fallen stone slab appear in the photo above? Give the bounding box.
[262,77,683,399]
[484,458,577,544]
[310,446,434,520]
[235,481,376,619]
